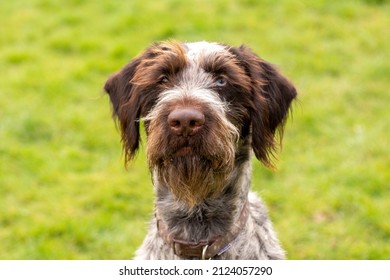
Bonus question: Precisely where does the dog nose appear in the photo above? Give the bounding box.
[168,108,205,137]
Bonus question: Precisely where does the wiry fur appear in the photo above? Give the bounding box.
[104,41,297,259]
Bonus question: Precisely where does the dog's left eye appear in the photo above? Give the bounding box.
[215,77,227,87]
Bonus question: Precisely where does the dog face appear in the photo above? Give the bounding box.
[104,41,297,206]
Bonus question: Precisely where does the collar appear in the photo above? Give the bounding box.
[156,201,250,259]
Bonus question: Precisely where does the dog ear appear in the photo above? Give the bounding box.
[231,46,297,167]
[104,57,143,162]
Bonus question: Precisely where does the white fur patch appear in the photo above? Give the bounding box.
[184,41,227,60]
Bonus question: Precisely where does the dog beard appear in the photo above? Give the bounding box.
[155,155,232,207]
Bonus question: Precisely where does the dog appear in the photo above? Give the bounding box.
[104,41,297,259]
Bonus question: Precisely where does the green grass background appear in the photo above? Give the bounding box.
[1,0,389,259]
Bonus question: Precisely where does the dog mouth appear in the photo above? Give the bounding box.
[167,138,196,158]
[160,145,221,170]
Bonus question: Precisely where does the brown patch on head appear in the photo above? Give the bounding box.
[199,49,255,130]
[131,41,188,88]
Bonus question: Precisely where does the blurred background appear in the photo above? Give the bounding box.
[0,0,389,259]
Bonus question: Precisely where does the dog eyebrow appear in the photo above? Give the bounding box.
[131,43,188,86]
[200,53,234,75]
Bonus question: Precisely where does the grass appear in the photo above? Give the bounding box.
[0,0,389,259]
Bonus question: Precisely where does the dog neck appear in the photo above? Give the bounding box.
[153,158,252,251]
[155,198,250,259]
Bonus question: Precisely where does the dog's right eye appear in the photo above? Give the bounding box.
[159,75,169,84]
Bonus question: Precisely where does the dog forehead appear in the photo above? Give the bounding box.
[184,41,229,61]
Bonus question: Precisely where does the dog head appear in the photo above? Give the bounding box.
[104,41,297,205]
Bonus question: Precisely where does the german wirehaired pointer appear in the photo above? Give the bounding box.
[104,41,297,259]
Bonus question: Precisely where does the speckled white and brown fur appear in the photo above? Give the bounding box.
[104,41,297,259]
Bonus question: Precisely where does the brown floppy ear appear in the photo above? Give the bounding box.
[104,57,143,162]
[231,46,297,167]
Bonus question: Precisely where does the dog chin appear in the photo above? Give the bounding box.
[155,154,229,207]
[160,153,213,172]
[160,147,221,170]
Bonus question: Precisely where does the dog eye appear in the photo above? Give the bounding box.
[215,77,227,87]
[159,75,169,84]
